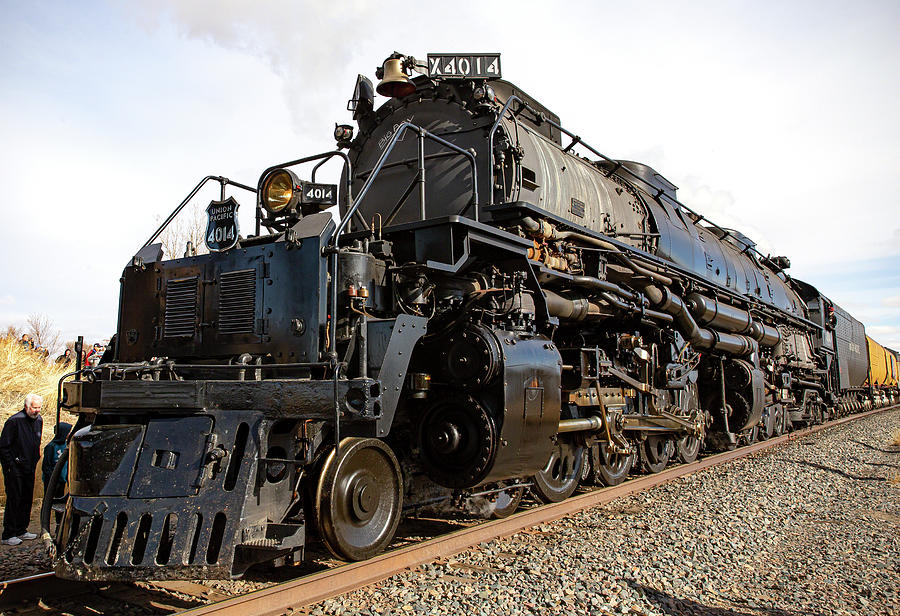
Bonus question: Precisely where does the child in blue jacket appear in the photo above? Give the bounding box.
[41,422,71,496]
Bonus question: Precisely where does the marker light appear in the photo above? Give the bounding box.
[334,124,354,142]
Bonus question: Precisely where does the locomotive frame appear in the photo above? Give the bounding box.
[44,52,899,581]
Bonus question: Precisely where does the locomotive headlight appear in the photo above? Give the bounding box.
[261,168,300,214]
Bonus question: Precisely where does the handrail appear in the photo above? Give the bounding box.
[55,370,82,427]
[255,151,358,458]
[487,96,768,261]
[353,151,461,182]
[488,96,522,207]
[330,121,479,247]
[325,122,479,454]
[142,176,257,249]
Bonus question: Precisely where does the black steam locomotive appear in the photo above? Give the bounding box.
[47,52,891,580]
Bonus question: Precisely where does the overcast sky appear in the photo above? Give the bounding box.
[1,0,899,350]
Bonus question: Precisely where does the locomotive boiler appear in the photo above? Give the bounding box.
[46,52,889,581]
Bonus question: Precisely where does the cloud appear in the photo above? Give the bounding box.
[676,175,778,256]
[0,311,28,328]
[129,1,383,134]
[882,295,900,308]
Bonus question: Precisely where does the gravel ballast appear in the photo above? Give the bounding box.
[309,408,900,616]
[0,409,896,615]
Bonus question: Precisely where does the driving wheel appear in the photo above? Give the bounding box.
[773,405,786,437]
[466,482,525,519]
[593,442,634,487]
[674,384,702,463]
[532,438,583,503]
[417,396,497,489]
[640,435,673,474]
[315,437,403,561]
[675,434,702,464]
[490,486,525,518]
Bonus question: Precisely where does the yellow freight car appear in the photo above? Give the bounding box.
[866,335,890,386]
[886,347,899,388]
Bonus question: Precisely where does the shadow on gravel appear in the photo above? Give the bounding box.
[238,518,470,583]
[629,581,799,616]
[32,583,206,614]
[848,440,900,454]
[860,459,899,469]
[395,516,471,539]
[786,459,885,482]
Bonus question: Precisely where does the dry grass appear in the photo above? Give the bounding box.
[0,336,70,417]
[0,336,77,503]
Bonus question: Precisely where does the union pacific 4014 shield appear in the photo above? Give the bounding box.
[205,197,239,252]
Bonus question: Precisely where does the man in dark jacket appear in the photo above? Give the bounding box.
[0,394,43,546]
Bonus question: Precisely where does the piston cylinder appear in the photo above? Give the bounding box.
[686,293,751,332]
[687,293,780,347]
[748,321,781,347]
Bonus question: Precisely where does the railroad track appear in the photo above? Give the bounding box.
[1,405,894,616]
[0,573,235,614]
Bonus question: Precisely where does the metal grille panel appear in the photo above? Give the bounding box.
[164,277,198,338]
[218,269,256,334]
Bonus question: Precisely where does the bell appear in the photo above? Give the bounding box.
[376,58,415,98]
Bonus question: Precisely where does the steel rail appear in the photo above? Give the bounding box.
[176,404,898,616]
[0,571,96,608]
[0,572,236,613]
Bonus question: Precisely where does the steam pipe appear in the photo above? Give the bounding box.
[543,289,594,321]
[523,216,759,355]
[686,293,751,332]
[709,330,758,356]
[751,322,781,347]
[598,292,674,324]
[793,378,824,391]
[571,275,637,301]
[558,416,603,433]
[520,216,673,286]
[543,285,675,326]
[650,286,713,348]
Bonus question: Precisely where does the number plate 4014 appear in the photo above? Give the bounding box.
[301,182,337,206]
[427,54,501,80]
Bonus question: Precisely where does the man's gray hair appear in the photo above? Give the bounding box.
[24,393,43,408]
